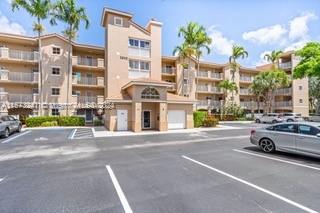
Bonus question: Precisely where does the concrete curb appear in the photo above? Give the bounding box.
[219,121,254,124]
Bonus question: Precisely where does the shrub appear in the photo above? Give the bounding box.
[41,121,58,127]
[26,116,59,127]
[193,111,208,127]
[93,119,103,126]
[26,116,85,127]
[58,116,85,126]
[203,116,219,127]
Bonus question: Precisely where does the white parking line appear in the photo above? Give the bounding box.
[182,155,318,213]
[233,149,320,172]
[68,129,77,139]
[1,130,31,144]
[106,165,133,213]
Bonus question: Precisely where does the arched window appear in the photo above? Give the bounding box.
[141,87,160,99]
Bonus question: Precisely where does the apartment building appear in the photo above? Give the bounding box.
[0,33,105,123]
[0,7,309,131]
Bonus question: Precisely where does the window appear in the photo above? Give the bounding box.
[51,88,60,96]
[274,124,298,133]
[51,109,60,116]
[129,38,150,49]
[299,99,303,104]
[114,17,123,26]
[32,88,39,94]
[140,40,150,49]
[129,60,150,71]
[299,86,303,90]
[0,116,9,121]
[8,116,15,121]
[52,47,61,55]
[298,125,320,136]
[52,67,60,75]
[141,87,160,99]
[72,90,80,96]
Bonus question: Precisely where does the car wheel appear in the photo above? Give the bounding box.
[259,138,275,153]
[4,128,10,138]
[255,119,261,123]
[17,124,22,133]
[287,119,294,122]
[272,120,277,124]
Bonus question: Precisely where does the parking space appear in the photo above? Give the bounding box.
[0,124,320,212]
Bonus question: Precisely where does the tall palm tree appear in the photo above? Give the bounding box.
[218,80,238,103]
[228,44,248,105]
[229,44,248,82]
[250,75,266,113]
[177,22,212,100]
[50,0,89,115]
[264,50,283,69]
[12,0,52,116]
[173,43,195,96]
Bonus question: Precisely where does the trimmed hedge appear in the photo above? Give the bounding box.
[41,121,58,127]
[26,116,85,127]
[193,111,208,127]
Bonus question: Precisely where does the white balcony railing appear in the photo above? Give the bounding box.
[279,62,292,70]
[8,94,35,102]
[240,75,253,82]
[0,47,38,61]
[211,72,222,79]
[77,96,97,103]
[197,85,209,92]
[275,87,292,95]
[240,88,251,95]
[197,100,221,108]
[198,71,209,78]
[211,87,222,93]
[275,101,293,108]
[73,56,104,68]
[0,70,38,83]
[161,67,176,75]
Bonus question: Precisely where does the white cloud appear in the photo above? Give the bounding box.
[0,13,26,35]
[289,12,317,40]
[284,39,309,52]
[209,26,234,56]
[255,50,271,66]
[242,25,287,44]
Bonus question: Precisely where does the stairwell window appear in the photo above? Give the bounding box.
[52,67,61,75]
[114,17,123,26]
[51,88,60,96]
[52,47,61,55]
[51,108,60,116]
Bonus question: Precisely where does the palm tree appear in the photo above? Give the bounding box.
[229,45,248,104]
[251,75,266,113]
[177,22,212,100]
[50,0,89,115]
[218,80,238,103]
[229,44,248,82]
[173,43,195,96]
[12,0,52,116]
[264,50,283,69]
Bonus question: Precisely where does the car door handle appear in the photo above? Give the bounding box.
[297,136,306,140]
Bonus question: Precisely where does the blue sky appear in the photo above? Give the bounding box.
[1,0,319,67]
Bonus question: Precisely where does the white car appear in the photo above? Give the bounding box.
[281,113,304,122]
[250,122,320,158]
[309,114,320,122]
[255,113,283,124]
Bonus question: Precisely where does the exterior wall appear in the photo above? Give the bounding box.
[105,103,132,131]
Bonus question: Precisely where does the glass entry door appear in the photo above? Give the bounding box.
[142,111,151,129]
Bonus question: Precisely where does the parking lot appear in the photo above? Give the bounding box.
[0,123,320,213]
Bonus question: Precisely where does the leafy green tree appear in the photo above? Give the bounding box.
[50,0,89,115]
[309,77,320,113]
[250,77,265,113]
[177,22,212,99]
[218,80,238,104]
[264,50,283,69]
[293,42,320,79]
[253,70,291,113]
[12,0,52,116]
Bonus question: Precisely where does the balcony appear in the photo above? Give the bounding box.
[161,67,176,75]
[275,87,292,95]
[198,71,209,78]
[275,101,293,108]
[240,88,252,95]
[279,62,292,70]
[168,83,176,91]
[211,87,222,93]
[72,76,104,87]
[72,56,104,68]
[0,47,38,62]
[240,75,253,82]
[197,100,221,108]
[0,70,38,83]
[211,72,222,79]
[197,85,209,92]
[1,93,38,103]
[74,95,104,104]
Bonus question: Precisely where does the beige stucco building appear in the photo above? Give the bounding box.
[0,7,309,132]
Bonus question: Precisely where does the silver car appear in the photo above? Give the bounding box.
[250,122,320,158]
[0,115,22,138]
[281,113,304,122]
[255,113,284,124]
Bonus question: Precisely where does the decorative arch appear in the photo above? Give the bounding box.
[141,87,160,99]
